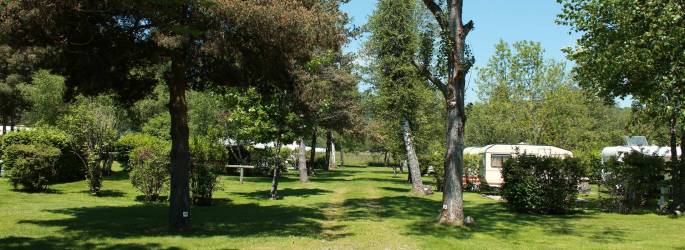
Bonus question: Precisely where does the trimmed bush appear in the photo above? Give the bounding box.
[502,155,584,214]
[604,153,665,213]
[130,145,170,202]
[0,128,83,183]
[115,133,169,169]
[2,143,61,191]
[189,136,223,205]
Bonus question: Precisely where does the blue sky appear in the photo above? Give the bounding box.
[341,0,631,106]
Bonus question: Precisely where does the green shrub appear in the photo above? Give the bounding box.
[189,136,223,205]
[502,155,584,214]
[0,128,82,183]
[115,133,169,169]
[2,143,61,191]
[190,163,222,206]
[130,145,170,202]
[604,153,665,213]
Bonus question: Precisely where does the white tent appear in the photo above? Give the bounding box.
[464,144,573,187]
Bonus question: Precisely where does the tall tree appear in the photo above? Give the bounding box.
[1,0,342,231]
[558,0,685,210]
[368,0,431,195]
[466,40,627,152]
[418,0,475,225]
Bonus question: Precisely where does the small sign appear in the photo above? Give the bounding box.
[182,211,189,218]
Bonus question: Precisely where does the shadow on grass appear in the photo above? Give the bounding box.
[10,188,64,194]
[232,188,331,200]
[0,236,183,250]
[76,189,127,198]
[330,194,626,244]
[16,201,339,241]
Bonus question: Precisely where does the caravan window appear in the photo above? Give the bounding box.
[491,155,510,168]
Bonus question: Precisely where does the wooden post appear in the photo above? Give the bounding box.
[240,168,244,184]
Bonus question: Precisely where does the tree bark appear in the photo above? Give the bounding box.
[270,144,283,199]
[168,57,191,231]
[402,117,426,194]
[324,129,333,171]
[340,143,344,167]
[309,128,317,174]
[669,114,680,209]
[422,0,472,226]
[330,141,337,169]
[298,136,308,182]
[9,114,15,131]
[675,125,685,209]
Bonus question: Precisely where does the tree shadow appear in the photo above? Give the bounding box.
[231,188,331,200]
[17,201,337,241]
[0,236,182,250]
[10,188,63,194]
[77,190,127,198]
[379,186,411,193]
[331,194,625,244]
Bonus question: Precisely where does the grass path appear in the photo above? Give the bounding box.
[1,164,684,249]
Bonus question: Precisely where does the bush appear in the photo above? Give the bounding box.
[189,136,223,205]
[130,145,170,202]
[2,143,61,191]
[115,133,169,169]
[0,128,83,183]
[502,155,584,214]
[190,163,221,206]
[604,153,665,212]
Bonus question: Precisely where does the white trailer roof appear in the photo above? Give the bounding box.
[464,144,573,157]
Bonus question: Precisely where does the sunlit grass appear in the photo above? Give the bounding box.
[0,156,683,249]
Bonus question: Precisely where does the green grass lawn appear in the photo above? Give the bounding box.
[1,163,684,250]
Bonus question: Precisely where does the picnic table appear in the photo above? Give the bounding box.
[226,165,255,184]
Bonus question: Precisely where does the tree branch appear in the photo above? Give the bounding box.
[413,60,447,94]
[422,0,448,30]
[463,20,474,38]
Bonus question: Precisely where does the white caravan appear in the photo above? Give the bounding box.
[464,144,573,187]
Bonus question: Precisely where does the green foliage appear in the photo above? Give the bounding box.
[130,145,170,202]
[1,143,60,191]
[115,133,170,169]
[502,155,585,214]
[59,95,121,195]
[189,135,223,205]
[17,70,66,126]
[0,127,82,182]
[464,154,483,177]
[142,113,171,141]
[190,163,222,206]
[604,153,665,213]
[466,40,627,152]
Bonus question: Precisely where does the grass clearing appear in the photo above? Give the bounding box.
[1,162,684,249]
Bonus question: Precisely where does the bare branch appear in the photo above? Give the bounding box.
[421,0,448,30]
[463,20,474,38]
[413,60,447,94]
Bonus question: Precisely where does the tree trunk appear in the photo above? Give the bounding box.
[298,136,308,183]
[309,128,317,174]
[324,129,333,171]
[9,114,15,131]
[675,125,685,209]
[340,143,344,167]
[439,103,466,225]
[2,116,6,135]
[402,117,426,194]
[168,57,191,231]
[422,0,472,226]
[270,144,283,200]
[669,114,680,209]
[330,141,337,169]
